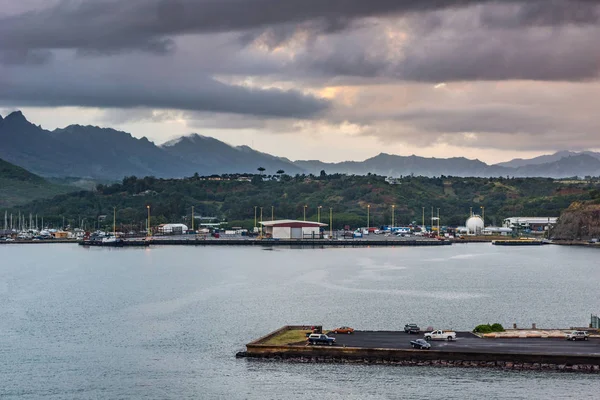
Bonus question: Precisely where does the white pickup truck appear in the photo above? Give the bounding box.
[424,330,457,341]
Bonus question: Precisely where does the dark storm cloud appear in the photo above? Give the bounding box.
[1,0,598,54]
[480,0,600,28]
[397,26,600,82]
[0,63,330,118]
[0,49,53,65]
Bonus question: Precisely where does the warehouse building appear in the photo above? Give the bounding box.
[157,223,188,235]
[260,220,327,239]
[503,217,557,233]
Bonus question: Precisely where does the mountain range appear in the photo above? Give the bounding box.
[1,111,599,180]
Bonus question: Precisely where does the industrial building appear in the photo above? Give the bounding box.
[260,220,327,239]
[503,217,557,233]
[157,223,189,235]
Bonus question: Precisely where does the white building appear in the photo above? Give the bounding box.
[157,223,188,234]
[503,217,557,233]
[260,220,327,239]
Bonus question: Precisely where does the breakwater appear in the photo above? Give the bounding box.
[237,350,600,373]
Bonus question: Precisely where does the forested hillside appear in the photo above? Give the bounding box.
[9,173,600,231]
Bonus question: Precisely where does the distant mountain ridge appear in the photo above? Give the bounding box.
[1,111,599,180]
[495,151,600,168]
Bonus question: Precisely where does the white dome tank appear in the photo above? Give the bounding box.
[466,215,484,234]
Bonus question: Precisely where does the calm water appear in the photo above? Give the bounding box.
[1,243,599,399]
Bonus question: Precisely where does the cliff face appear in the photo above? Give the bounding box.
[552,202,600,240]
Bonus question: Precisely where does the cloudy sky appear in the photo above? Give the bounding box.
[1,0,600,164]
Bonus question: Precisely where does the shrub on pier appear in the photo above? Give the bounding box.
[474,323,505,333]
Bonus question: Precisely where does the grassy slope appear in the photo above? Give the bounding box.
[0,158,74,207]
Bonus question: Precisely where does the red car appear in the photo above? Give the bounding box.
[333,326,355,334]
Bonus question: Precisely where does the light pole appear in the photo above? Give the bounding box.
[191,206,194,232]
[271,205,274,221]
[392,205,395,231]
[422,206,425,231]
[367,204,370,231]
[260,207,263,236]
[431,206,434,233]
[329,208,333,238]
[113,207,116,236]
[146,205,151,236]
[254,206,257,232]
[318,206,322,223]
[303,205,307,221]
[437,207,440,236]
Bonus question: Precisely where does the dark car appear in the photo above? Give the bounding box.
[410,339,431,349]
[404,324,421,334]
[307,334,336,346]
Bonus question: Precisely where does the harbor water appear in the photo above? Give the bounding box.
[1,244,599,399]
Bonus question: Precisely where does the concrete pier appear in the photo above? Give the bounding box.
[237,326,600,373]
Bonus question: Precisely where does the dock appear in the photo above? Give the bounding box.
[492,239,546,246]
[236,326,600,373]
[79,238,453,247]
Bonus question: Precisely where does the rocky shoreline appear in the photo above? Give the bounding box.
[236,352,600,373]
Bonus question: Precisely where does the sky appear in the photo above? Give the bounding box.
[1,0,600,164]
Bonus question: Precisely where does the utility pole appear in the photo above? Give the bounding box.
[113,207,116,236]
[437,208,440,236]
[260,207,263,236]
[271,206,274,221]
[480,206,485,227]
[147,205,151,236]
[367,204,370,231]
[191,206,194,232]
[431,207,434,233]
[392,205,395,230]
[329,208,333,238]
[254,206,257,232]
[422,207,425,231]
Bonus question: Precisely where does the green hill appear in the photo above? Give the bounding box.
[10,173,600,230]
[0,158,73,207]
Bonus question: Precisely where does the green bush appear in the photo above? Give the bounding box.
[473,323,505,334]
[473,324,493,333]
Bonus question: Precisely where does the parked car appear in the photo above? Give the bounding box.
[565,331,589,341]
[404,324,421,334]
[333,326,355,334]
[410,339,431,349]
[424,330,456,341]
[307,334,336,346]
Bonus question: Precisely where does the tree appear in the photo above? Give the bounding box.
[276,169,285,175]
[320,170,327,178]
[257,167,266,175]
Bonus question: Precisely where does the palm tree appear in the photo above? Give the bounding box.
[257,167,266,175]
